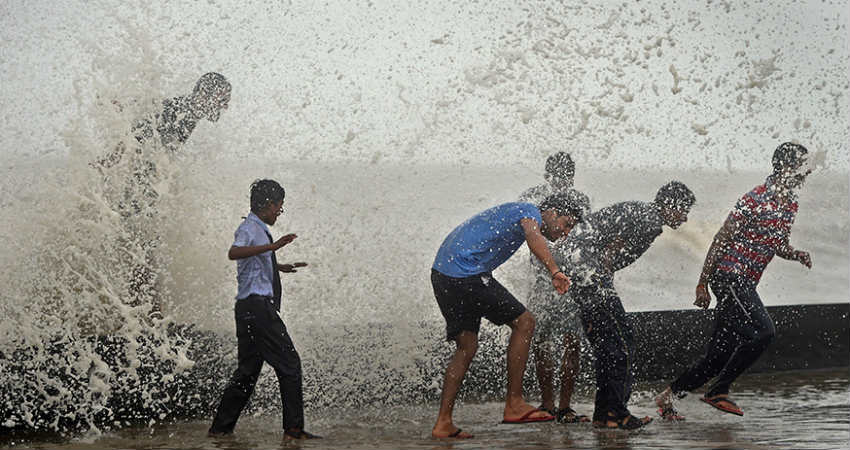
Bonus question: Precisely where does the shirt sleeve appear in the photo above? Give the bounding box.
[592,207,621,242]
[233,222,254,248]
[516,202,543,226]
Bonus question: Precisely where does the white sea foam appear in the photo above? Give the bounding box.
[2,0,848,168]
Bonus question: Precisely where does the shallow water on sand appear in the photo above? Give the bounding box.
[5,368,847,450]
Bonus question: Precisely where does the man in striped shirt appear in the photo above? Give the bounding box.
[655,142,813,419]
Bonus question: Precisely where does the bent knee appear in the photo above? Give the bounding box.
[513,311,536,334]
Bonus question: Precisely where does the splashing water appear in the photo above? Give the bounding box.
[1,0,848,438]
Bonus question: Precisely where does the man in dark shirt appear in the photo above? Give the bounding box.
[94,72,232,213]
[655,142,812,419]
[561,181,695,430]
[93,73,231,316]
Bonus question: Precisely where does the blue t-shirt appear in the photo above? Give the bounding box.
[433,202,542,277]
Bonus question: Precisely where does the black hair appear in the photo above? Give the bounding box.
[545,152,575,178]
[772,142,808,173]
[250,179,285,213]
[194,72,231,94]
[655,181,695,210]
[539,192,584,222]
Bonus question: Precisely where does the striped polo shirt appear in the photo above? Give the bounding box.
[716,177,798,284]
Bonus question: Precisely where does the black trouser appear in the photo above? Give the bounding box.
[209,295,304,433]
[670,273,775,397]
[576,278,635,422]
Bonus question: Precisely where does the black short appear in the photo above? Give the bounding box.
[431,269,526,341]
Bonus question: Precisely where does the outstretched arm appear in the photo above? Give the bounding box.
[228,233,297,260]
[91,117,155,170]
[277,262,308,273]
[775,239,812,269]
[521,218,570,294]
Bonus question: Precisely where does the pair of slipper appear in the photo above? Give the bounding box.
[656,394,743,421]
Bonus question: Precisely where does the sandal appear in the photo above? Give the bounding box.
[538,405,556,416]
[597,414,652,430]
[556,407,590,423]
[657,406,686,422]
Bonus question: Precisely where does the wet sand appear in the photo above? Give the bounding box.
[5,368,847,450]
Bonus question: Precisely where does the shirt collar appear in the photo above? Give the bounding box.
[247,212,272,235]
[648,202,664,229]
[765,175,798,203]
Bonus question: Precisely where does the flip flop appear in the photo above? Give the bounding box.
[501,408,555,424]
[700,395,744,416]
[657,406,686,422]
[556,407,591,423]
[440,428,473,439]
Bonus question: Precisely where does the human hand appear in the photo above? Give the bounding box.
[278,262,308,273]
[552,271,571,294]
[694,283,711,309]
[795,250,812,269]
[274,233,297,249]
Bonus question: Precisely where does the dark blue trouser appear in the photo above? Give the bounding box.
[576,279,635,422]
[671,273,776,397]
[209,295,304,433]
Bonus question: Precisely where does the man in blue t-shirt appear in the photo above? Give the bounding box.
[430,193,583,439]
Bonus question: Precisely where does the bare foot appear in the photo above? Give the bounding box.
[655,387,673,409]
